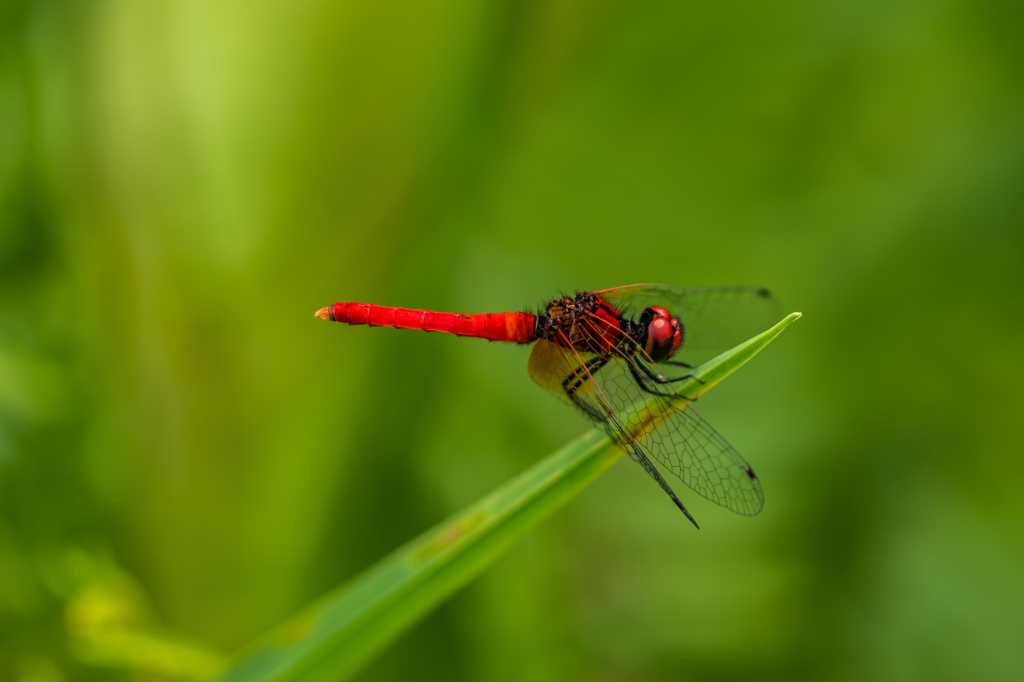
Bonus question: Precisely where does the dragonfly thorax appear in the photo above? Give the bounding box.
[534,292,684,361]
[536,292,625,354]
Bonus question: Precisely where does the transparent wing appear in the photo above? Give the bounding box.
[527,335,703,526]
[526,335,607,422]
[526,320,765,523]
[584,356,765,517]
[595,283,781,351]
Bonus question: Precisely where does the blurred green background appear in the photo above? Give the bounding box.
[2,0,1023,680]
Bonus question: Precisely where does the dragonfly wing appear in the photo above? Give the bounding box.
[526,317,657,431]
[528,323,763,522]
[527,337,705,527]
[599,356,765,516]
[595,283,781,351]
[643,397,765,516]
[526,337,609,424]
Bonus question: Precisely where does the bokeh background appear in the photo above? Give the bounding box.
[2,0,1023,680]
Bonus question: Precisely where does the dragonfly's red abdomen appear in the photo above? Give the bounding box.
[322,302,536,344]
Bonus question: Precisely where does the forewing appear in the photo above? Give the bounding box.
[643,395,765,516]
[595,283,780,351]
[528,325,765,517]
[583,356,765,516]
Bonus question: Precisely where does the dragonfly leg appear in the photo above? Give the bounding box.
[628,364,698,401]
[638,361,705,386]
[629,444,700,528]
[661,359,696,369]
[561,357,609,421]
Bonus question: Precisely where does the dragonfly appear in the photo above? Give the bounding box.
[315,284,779,528]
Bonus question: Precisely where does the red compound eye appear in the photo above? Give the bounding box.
[642,306,679,362]
[650,317,673,343]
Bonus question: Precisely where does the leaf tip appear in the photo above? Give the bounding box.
[775,312,801,329]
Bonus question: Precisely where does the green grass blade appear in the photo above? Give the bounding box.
[212,312,801,682]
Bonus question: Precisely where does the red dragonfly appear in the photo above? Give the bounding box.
[316,284,778,528]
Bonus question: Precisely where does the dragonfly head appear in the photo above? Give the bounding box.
[640,306,683,362]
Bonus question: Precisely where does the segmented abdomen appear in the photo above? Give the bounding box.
[328,302,536,343]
